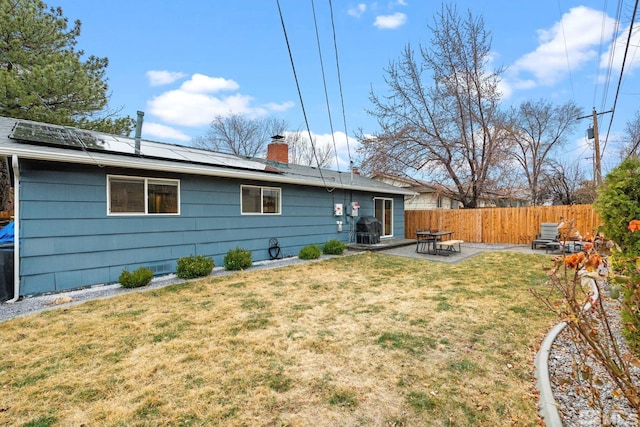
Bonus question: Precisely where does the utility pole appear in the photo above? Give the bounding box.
[578,108,612,186]
[591,108,602,186]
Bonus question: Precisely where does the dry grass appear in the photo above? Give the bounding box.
[0,251,556,426]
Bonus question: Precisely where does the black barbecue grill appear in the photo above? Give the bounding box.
[356,216,382,244]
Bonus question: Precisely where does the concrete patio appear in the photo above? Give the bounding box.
[348,238,545,263]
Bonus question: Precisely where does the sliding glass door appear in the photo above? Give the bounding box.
[374,198,393,237]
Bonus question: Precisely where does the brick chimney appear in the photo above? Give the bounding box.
[267,135,288,163]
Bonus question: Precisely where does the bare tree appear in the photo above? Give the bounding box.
[542,160,595,205]
[285,130,334,168]
[507,99,582,205]
[358,4,510,208]
[194,114,287,157]
[622,110,640,157]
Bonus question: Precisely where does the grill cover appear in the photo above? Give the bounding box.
[356,216,382,244]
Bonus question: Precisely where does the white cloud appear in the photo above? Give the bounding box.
[348,3,366,18]
[148,90,255,126]
[180,73,239,93]
[599,23,640,76]
[374,12,407,29]
[262,101,295,112]
[497,78,513,100]
[508,6,616,87]
[146,70,186,86]
[143,122,191,142]
[145,73,295,128]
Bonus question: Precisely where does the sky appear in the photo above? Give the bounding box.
[51,0,640,176]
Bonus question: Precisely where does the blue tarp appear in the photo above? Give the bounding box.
[0,222,14,244]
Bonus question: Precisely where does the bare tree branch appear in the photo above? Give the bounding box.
[357,5,510,208]
[506,99,582,205]
[285,130,334,168]
[193,114,288,157]
[541,160,595,205]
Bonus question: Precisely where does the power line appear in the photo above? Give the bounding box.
[275,0,333,192]
[328,0,353,165]
[310,0,342,181]
[595,0,623,111]
[557,0,576,102]
[603,0,639,156]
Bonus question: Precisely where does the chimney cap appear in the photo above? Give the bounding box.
[271,134,285,141]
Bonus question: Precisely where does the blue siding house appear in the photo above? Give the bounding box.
[0,116,414,297]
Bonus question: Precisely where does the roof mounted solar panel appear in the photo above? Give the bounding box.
[8,120,280,173]
[10,121,104,150]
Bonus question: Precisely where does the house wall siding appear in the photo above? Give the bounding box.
[18,160,404,295]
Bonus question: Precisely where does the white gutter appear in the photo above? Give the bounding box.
[6,155,19,303]
[0,145,416,197]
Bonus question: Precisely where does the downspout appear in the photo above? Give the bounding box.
[6,155,20,303]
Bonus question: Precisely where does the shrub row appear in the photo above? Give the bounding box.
[118,239,346,288]
[298,239,346,260]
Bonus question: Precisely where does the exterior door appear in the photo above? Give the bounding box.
[374,198,393,237]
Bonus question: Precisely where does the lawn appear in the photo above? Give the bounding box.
[0,251,556,426]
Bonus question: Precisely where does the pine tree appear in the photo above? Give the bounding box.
[0,0,135,210]
[0,0,133,134]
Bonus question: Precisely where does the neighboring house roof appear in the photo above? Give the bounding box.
[372,173,527,204]
[0,116,414,196]
[371,173,445,195]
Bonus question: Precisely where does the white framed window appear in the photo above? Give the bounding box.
[107,175,180,215]
[241,185,281,215]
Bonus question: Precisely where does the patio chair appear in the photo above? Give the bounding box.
[531,222,559,250]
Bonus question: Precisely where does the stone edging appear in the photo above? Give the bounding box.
[534,275,600,427]
[534,321,566,427]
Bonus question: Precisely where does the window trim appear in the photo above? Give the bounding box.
[241,184,282,215]
[107,174,180,216]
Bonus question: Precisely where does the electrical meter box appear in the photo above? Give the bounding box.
[334,203,343,216]
[350,201,360,217]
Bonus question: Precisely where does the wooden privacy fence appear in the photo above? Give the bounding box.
[404,205,601,245]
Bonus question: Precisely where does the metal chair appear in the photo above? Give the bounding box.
[531,223,559,250]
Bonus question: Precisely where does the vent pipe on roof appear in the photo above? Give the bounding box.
[134,111,144,155]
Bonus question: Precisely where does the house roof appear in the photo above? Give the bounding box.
[0,116,415,196]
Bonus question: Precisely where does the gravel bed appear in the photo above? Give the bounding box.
[548,297,640,426]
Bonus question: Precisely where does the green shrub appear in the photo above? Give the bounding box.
[176,254,214,279]
[298,245,321,260]
[594,156,640,352]
[323,239,346,255]
[119,267,154,289]
[594,156,640,256]
[224,247,252,271]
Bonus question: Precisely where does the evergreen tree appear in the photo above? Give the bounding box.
[0,1,134,210]
[0,0,133,134]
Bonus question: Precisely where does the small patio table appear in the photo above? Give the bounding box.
[416,230,454,255]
